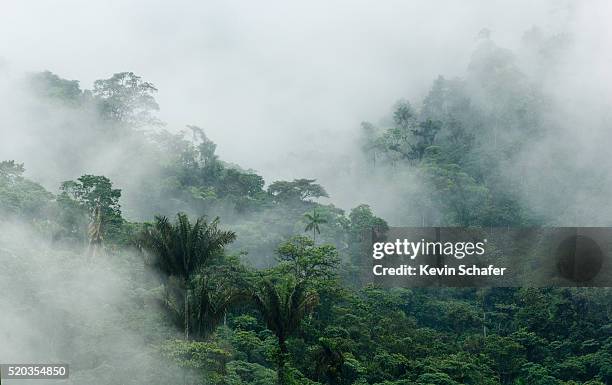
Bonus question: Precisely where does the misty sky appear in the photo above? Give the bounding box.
[1,0,608,186]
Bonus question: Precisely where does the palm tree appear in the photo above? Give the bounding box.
[304,208,327,243]
[190,264,249,339]
[251,277,319,385]
[139,212,236,340]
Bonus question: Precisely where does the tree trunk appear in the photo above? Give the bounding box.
[277,337,289,385]
[483,310,487,338]
[184,288,189,340]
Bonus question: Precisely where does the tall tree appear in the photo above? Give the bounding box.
[190,258,250,339]
[251,277,318,385]
[276,235,339,282]
[252,236,339,384]
[139,213,236,339]
[59,175,123,242]
[304,208,327,243]
[93,72,160,126]
[268,179,328,203]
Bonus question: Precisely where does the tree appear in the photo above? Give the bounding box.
[421,152,489,226]
[139,213,236,339]
[348,204,389,239]
[187,125,218,168]
[217,169,265,200]
[29,71,83,105]
[519,363,560,385]
[59,175,123,242]
[310,337,344,384]
[0,161,52,219]
[304,208,327,242]
[190,258,250,339]
[251,236,339,385]
[251,277,319,385]
[268,179,329,203]
[408,119,442,161]
[93,72,160,126]
[483,334,526,383]
[393,100,415,130]
[0,160,25,181]
[251,237,338,384]
[276,235,339,283]
[59,175,121,218]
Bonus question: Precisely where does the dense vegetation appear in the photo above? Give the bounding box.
[1,36,610,385]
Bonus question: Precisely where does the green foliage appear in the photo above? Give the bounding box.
[140,213,236,281]
[59,174,124,241]
[29,71,83,104]
[251,276,319,384]
[5,55,611,385]
[190,258,251,339]
[304,208,327,241]
[348,205,389,236]
[139,213,236,339]
[275,236,339,284]
[149,128,269,216]
[0,161,53,218]
[268,179,329,203]
[421,160,488,226]
[160,338,231,383]
[224,361,277,385]
[357,40,553,227]
[59,175,122,218]
[93,71,160,126]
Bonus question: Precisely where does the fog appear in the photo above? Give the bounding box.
[0,0,611,223]
[1,0,587,186]
[0,220,188,385]
[2,2,612,384]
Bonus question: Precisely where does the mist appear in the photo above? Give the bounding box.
[0,220,188,385]
[1,2,612,384]
[2,0,589,188]
[0,1,610,230]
